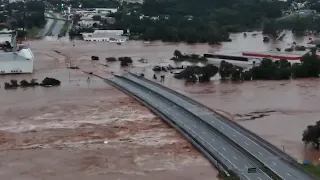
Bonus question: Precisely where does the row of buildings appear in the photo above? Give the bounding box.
[68,7,129,42]
[82,30,128,42]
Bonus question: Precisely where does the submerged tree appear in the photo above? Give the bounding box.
[292,50,320,78]
[174,64,218,82]
[302,121,320,150]
[173,50,182,58]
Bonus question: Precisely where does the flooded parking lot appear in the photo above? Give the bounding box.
[1,31,320,179]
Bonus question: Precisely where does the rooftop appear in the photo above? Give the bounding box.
[0,52,30,63]
[83,33,128,39]
[242,50,308,57]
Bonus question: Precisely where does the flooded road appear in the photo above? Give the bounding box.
[1,31,320,179]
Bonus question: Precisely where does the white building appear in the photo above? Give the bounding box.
[0,33,34,74]
[75,8,118,16]
[94,30,123,35]
[9,0,24,3]
[82,30,127,42]
[95,8,118,15]
[0,49,34,74]
[0,33,12,43]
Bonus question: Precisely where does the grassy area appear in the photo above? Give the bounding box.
[59,21,70,36]
[301,164,320,177]
[27,27,41,37]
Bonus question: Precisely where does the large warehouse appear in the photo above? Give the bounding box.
[0,32,34,74]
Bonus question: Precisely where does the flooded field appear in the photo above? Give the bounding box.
[1,31,320,179]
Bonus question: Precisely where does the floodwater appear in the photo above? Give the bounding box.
[1,30,320,179]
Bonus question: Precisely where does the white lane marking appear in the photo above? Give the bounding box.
[258,177,262,180]
[233,156,238,160]
[245,142,249,145]
[212,139,215,142]
[207,144,238,172]
[259,152,263,155]
[232,134,236,137]
[244,165,248,169]
[202,132,206,135]
[222,148,226,151]
[272,162,276,165]
[221,126,224,129]
[286,173,291,176]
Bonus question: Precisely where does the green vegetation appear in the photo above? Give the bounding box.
[173,49,320,82]
[27,27,41,37]
[1,1,45,29]
[4,77,61,89]
[302,120,320,149]
[263,14,320,37]
[59,21,70,36]
[171,50,207,63]
[68,0,288,43]
[0,1,46,37]
[174,64,219,82]
[301,164,320,178]
[220,49,320,81]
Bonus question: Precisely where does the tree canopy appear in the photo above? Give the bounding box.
[171,50,320,82]
[0,1,45,30]
[302,121,320,149]
[70,0,290,43]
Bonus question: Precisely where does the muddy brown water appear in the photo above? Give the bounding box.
[1,31,320,179]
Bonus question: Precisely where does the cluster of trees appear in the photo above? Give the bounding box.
[171,50,207,63]
[219,49,320,81]
[173,49,320,82]
[4,77,61,89]
[67,0,320,42]
[69,26,94,39]
[127,0,286,42]
[118,56,133,66]
[174,64,219,82]
[1,1,45,30]
[263,15,320,36]
[102,56,133,66]
[302,121,320,149]
[69,0,289,43]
